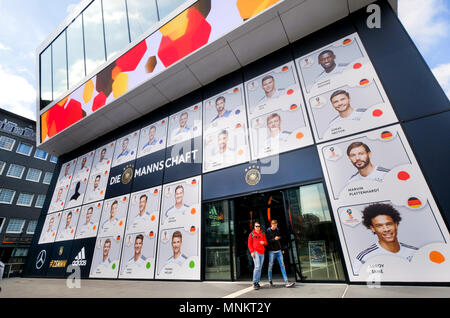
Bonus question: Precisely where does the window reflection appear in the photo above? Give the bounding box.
[127,0,159,41]
[52,32,68,99]
[67,15,85,89]
[83,0,106,74]
[157,0,187,20]
[40,48,52,108]
[103,0,130,59]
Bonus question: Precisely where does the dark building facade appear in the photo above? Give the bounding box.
[27,0,449,285]
[0,109,57,277]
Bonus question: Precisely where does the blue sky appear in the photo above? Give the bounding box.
[0,0,448,120]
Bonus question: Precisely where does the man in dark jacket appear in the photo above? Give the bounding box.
[266,220,295,288]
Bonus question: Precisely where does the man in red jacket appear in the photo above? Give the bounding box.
[248,221,267,290]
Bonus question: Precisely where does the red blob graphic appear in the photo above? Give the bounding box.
[397,171,410,181]
[372,109,383,117]
[353,63,362,69]
[92,92,107,112]
[116,40,147,72]
[287,89,294,95]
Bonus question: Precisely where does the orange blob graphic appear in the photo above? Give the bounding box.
[191,208,196,215]
[429,251,445,264]
[296,132,304,139]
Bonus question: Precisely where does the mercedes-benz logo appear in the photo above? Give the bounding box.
[36,250,47,270]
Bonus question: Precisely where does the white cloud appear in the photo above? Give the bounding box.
[432,63,450,99]
[398,0,449,52]
[0,65,36,120]
[0,42,10,51]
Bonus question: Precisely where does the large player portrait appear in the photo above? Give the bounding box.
[55,159,77,187]
[112,130,140,167]
[245,61,313,159]
[38,212,62,244]
[137,118,168,158]
[98,195,129,238]
[307,80,397,141]
[167,104,202,147]
[336,200,449,281]
[48,184,69,213]
[83,170,109,204]
[119,232,156,279]
[55,208,81,242]
[296,33,367,94]
[203,85,250,172]
[72,151,95,182]
[126,187,161,235]
[90,236,122,278]
[92,141,115,173]
[75,201,103,239]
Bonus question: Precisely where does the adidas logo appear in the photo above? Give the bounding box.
[72,247,87,267]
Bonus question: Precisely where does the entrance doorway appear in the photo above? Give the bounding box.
[231,190,294,282]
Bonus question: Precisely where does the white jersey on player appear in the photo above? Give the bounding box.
[348,165,390,184]
[354,241,418,275]
[329,108,366,127]
[167,253,188,266]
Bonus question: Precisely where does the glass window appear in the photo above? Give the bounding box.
[103,0,130,59]
[157,0,186,20]
[26,168,42,182]
[40,47,53,109]
[0,189,16,204]
[204,201,232,280]
[0,161,5,175]
[83,0,106,74]
[0,135,16,151]
[0,217,5,233]
[17,193,34,207]
[50,155,58,163]
[34,148,48,160]
[35,194,46,208]
[16,142,33,156]
[26,221,38,235]
[52,31,68,99]
[12,247,29,257]
[43,172,53,184]
[67,15,86,90]
[7,164,25,179]
[127,0,159,41]
[284,183,346,281]
[6,219,25,233]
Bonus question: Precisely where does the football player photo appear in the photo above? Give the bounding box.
[90,236,122,278]
[119,233,156,279]
[75,202,103,239]
[38,212,62,244]
[137,119,168,158]
[72,151,95,182]
[112,130,140,167]
[55,159,76,187]
[55,208,81,242]
[92,141,115,173]
[48,185,69,213]
[83,171,109,204]
[98,195,129,238]
[126,187,161,235]
[167,104,202,147]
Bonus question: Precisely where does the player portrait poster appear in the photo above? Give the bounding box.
[55,208,81,242]
[55,159,77,187]
[83,169,110,204]
[112,130,140,167]
[89,235,122,278]
[156,176,201,280]
[72,151,95,182]
[137,118,168,159]
[91,141,115,173]
[75,201,103,239]
[126,187,161,235]
[38,212,62,244]
[97,194,129,238]
[167,103,202,147]
[317,124,450,282]
[296,33,397,142]
[48,183,70,213]
[203,84,250,172]
[244,61,313,160]
[119,232,156,279]
[64,177,88,209]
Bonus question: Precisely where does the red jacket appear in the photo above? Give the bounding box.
[248,229,267,255]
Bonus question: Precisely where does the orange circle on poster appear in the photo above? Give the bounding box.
[119,221,123,226]
[296,132,304,139]
[93,225,96,230]
[238,149,244,156]
[151,215,156,221]
[429,251,445,264]
[100,190,104,194]
[154,189,158,194]
[191,208,196,215]
[397,171,410,181]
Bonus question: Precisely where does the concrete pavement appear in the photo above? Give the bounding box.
[1,278,449,298]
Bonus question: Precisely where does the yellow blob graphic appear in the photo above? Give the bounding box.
[160,10,189,41]
[83,80,94,103]
[237,0,280,20]
[112,72,129,98]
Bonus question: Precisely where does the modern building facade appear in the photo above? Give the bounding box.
[26,0,450,284]
[0,108,57,277]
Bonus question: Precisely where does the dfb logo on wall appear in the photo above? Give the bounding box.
[105,163,135,199]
